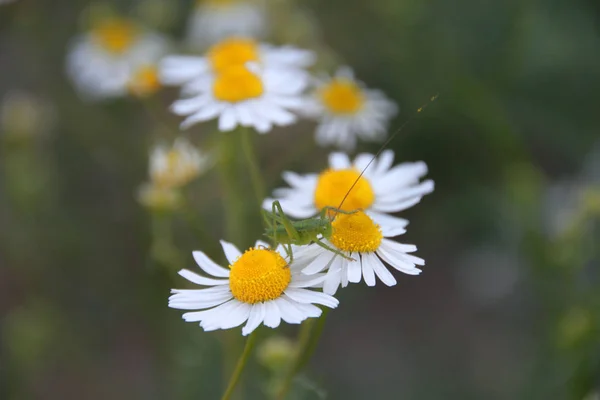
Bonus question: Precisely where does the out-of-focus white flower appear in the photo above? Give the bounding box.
[160,36,314,88]
[149,138,213,189]
[160,37,314,132]
[66,17,169,100]
[305,67,398,152]
[168,63,309,133]
[263,150,434,228]
[187,0,268,49]
[169,240,338,336]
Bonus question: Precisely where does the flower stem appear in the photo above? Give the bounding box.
[239,127,265,207]
[221,331,258,400]
[276,310,330,400]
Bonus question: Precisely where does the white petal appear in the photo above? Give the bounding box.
[367,253,397,286]
[192,251,230,277]
[218,106,239,131]
[329,152,351,169]
[361,255,376,286]
[322,258,343,295]
[263,300,281,328]
[178,269,229,286]
[347,258,362,283]
[220,240,242,264]
[182,299,234,322]
[302,251,335,275]
[242,303,266,336]
[284,288,338,308]
[293,302,322,318]
[274,297,305,324]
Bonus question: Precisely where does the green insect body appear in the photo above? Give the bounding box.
[262,200,356,264]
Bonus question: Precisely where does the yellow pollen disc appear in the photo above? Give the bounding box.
[208,37,260,74]
[314,168,375,213]
[128,65,161,97]
[229,248,291,304]
[330,211,382,253]
[319,78,365,114]
[92,18,138,54]
[213,65,264,103]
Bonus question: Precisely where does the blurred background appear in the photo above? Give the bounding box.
[1,0,599,399]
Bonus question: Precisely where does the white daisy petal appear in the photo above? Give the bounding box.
[192,251,230,277]
[284,288,338,308]
[242,302,266,336]
[263,300,281,328]
[347,258,362,283]
[178,269,229,286]
[367,253,397,286]
[361,255,377,286]
[275,297,305,324]
[329,152,351,169]
[219,240,242,264]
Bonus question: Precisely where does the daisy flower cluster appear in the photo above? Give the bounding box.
[143,2,434,337]
[61,1,434,338]
[138,138,213,211]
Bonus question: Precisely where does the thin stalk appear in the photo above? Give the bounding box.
[276,310,330,400]
[240,128,265,206]
[221,331,258,400]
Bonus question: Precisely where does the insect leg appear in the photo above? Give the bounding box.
[271,201,302,263]
[313,238,355,261]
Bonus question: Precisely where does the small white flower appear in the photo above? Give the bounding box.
[296,210,424,295]
[263,150,434,228]
[149,138,213,189]
[168,63,309,133]
[305,66,398,151]
[160,36,314,88]
[186,0,268,49]
[169,240,338,336]
[66,18,169,100]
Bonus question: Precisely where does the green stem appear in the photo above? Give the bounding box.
[221,331,258,400]
[276,310,330,400]
[240,128,265,207]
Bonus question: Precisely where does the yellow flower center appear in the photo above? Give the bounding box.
[314,169,375,213]
[208,37,260,74]
[213,65,264,103]
[128,65,161,97]
[330,211,382,253]
[92,18,138,54]
[319,78,365,114]
[229,248,291,304]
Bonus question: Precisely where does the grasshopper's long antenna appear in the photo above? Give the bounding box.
[335,93,439,214]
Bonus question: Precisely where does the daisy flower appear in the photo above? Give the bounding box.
[166,62,309,132]
[186,0,268,49]
[149,138,213,189]
[263,150,434,229]
[66,17,169,100]
[169,240,339,335]
[305,66,398,151]
[297,210,424,295]
[160,36,314,88]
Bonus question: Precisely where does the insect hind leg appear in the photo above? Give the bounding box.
[313,238,355,261]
